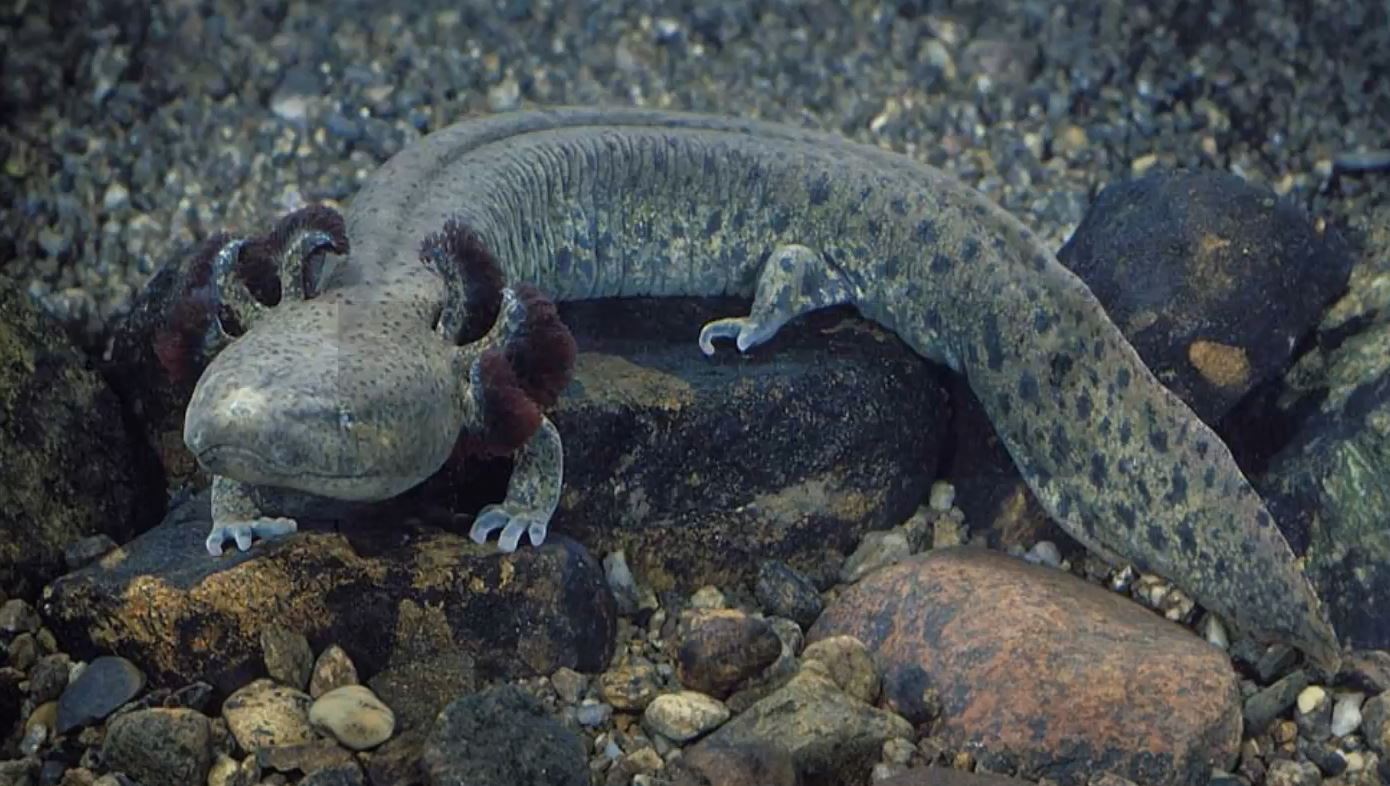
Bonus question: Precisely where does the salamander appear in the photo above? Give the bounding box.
[174,106,1340,670]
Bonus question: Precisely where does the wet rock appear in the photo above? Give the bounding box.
[27,654,70,704]
[256,739,357,774]
[1056,169,1353,425]
[1245,671,1310,734]
[364,605,477,733]
[1296,685,1334,741]
[260,625,313,691]
[42,489,616,693]
[421,685,588,786]
[551,667,588,705]
[361,729,427,786]
[541,297,948,592]
[1266,759,1322,786]
[308,645,358,699]
[221,678,314,753]
[1331,692,1364,737]
[754,560,824,629]
[666,740,797,786]
[0,600,39,635]
[597,662,661,712]
[641,691,729,742]
[694,665,912,786]
[309,685,395,751]
[0,283,157,596]
[801,636,879,706]
[1342,650,1390,694]
[810,547,1241,786]
[56,655,145,733]
[1365,690,1390,756]
[674,609,782,699]
[101,708,212,786]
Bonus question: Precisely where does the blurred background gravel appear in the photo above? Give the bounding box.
[1,0,1386,349]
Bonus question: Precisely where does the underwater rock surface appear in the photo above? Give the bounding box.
[0,281,157,596]
[810,548,1242,786]
[540,297,947,592]
[40,490,617,693]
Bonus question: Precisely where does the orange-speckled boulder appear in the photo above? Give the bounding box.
[809,547,1241,786]
[40,490,616,695]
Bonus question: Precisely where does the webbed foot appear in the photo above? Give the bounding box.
[468,416,563,553]
[205,517,298,556]
[206,475,299,556]
[699,243,856,355]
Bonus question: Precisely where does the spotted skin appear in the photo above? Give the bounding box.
[183,107,1339,670]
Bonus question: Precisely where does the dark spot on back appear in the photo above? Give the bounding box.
[1146,524,1167,550]
[1018,371,1039,402]
[915,218,938,244]
[1033,309,1056,333]
[808,172,832,205]
[1149,427,1169,452]
[981,313,1004,371]
[1115,502,1136,529]
[891,197,908,216]
[1076,392,1093,419]
[1168,466,1188,504]
[1049,353,1073,386]
[961,237,981,262]
[705,210,723,235]
[1090,453,1107,487]
[1176,516,1197,554]
[1203,466,1217,489]
[770,209,790,234]
[1116,367,1132,389]
[882,255,901,279]
[1050,423,1072,466]
[931,253,952,274]
[1119,420,1132,444]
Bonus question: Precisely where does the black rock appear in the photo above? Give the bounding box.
[56,655,146,733]
[1057,169,1353,426]
[754,560,824,629]
[1243,669,1308,735]
[422,685,589,786]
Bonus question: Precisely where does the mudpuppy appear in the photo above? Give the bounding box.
[169,107,1341,670]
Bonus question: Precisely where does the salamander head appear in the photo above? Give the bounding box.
[184,292,467,501]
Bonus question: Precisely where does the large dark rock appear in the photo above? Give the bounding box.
[0,279,159,597]
[809,547,1242,786]
[40,490,617,694]
[542,298,949,592]
[1254,212,1390,650]
[1056,168,1353,425]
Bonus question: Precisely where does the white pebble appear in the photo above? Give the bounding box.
[928,480,955,511]
[1296,685,1327,715]
[689,585,727,609]
[1024,541,1061,568]
[1331,692,1365,737]
[641,692,729,742]
[308,684,395,750]
[1345,751,1365,773]
[1202,615,1229,650]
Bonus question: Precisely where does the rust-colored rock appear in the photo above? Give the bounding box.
[41,490,616,694]
[674,609,783,699]
[809,547,1241,786]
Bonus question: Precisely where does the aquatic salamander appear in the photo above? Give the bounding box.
[174,107,1339,669]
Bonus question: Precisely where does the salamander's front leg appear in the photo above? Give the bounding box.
[469,416,564,553]
[206,475,298,556]
[699,243,856,355]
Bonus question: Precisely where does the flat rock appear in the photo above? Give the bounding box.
[541,297,949,592]
[809,547,1242,786]
[694,665,913,786]
[0,282,160,596]
[55,655,145,733]
[41,489,616,693]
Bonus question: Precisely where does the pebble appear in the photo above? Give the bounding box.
[927,481,955,511]
[308,684,395,750]
[261,625,314,691]
[1202,614,1230,650]
[598,662,662,711]
[1297,685,1334,741]
[551,666,589,704]
[801,636,880,706]
[1023,540,1062,568]
[1265,758,1322,786]
[642,691,730,742]
[603,551,649,615]
[689,585,728,610]
[576,700,613,727]
[840,530,911,583]
[27,654,70,704]
[0,599,39,634]
[1364,690,1390,755]
[55,655,145,733]
[754,560,824,630]
[101,708,212,786]
[6,633,37,670]
[1332,692,1365,737]
[674,610,782,699]
[1244,670,1309,734]
[221,678,314,753]
[308,644,359,698]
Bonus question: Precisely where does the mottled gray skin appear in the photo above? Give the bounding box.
[183,107,1340,669]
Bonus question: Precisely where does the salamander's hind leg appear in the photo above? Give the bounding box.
[469,416,564,553]
[699,243,856,355]
[206,475,298,556]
